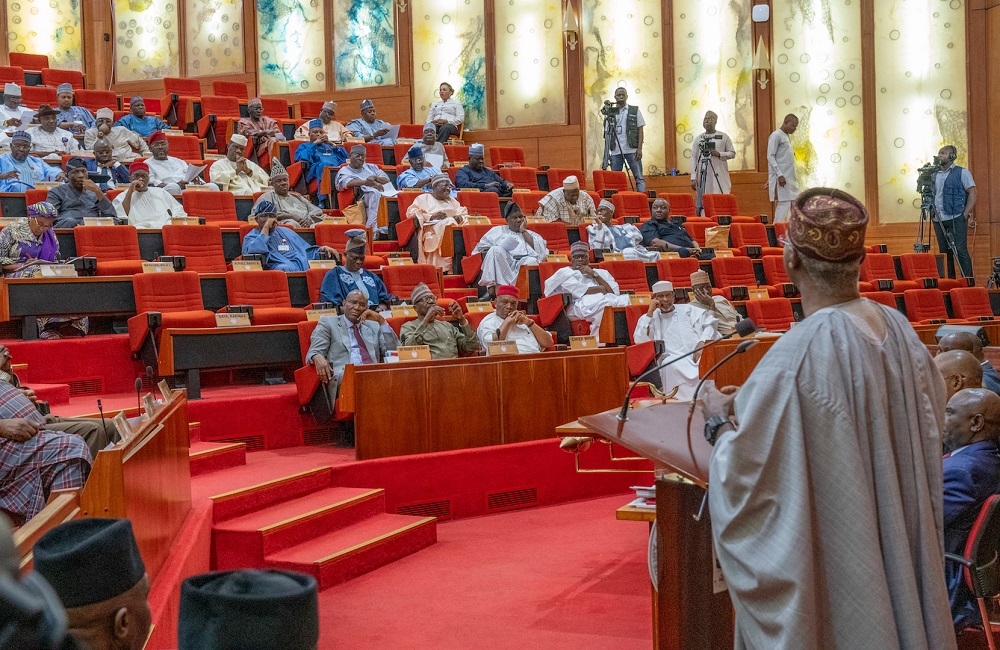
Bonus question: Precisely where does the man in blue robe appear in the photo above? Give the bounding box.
[319,229,396,309]
[293,119,348,202]
[396,145,442,193]
[55,83,95,134]
[241,201,339,272]
[115,97,168,139]
[0,131,63,191]
[345,99,395,146]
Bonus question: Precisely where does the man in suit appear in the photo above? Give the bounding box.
[938,330,1000,396]
[942,388,1000,630]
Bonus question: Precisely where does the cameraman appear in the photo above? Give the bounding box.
[606,87,646,192]
[690,111,736,209]
[933,144,976,279]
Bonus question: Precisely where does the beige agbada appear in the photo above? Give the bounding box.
[709,298,956,649]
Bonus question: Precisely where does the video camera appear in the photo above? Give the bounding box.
[916,161,938,210]
[600,100,618,118]
[698,134,723,157]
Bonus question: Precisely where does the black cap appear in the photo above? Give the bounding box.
[64,157,88,171]
[33,518,146,609]
[178,569,319,650]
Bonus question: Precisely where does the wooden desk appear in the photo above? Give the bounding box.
[0,276,136,339]
[697,335,778,387]
[342,346,628,460]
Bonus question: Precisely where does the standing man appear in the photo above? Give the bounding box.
[932,144,976,279]
[767,113,799,222]
[426,82,464,143]
[607,87,646,192]
[690,110,735,215]
[702,188,956,648]
[345,99,395,146]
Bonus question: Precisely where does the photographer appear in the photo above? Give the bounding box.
[603,87,646,192]
[932,145,976,279]
[690,111,736,214]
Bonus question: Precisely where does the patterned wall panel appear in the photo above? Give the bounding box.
[114,0,180,81]
[186,0,245,77]
[256,0,326,95]
[6,0,83,71]
[494,0,566,127]
[332,0,396,90]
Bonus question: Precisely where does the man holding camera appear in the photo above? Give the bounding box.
[606,87,646,192]
[690,111,736,215]
[932,144,976,279]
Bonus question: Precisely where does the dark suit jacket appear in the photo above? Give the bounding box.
[982,360,1000,396]
[943,440,1000,629]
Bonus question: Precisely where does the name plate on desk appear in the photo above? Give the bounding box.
[306,309,338,321]
[215,313,251,328]
[511,188,530,193]
[747,288,769,300]
[465,301,494,313]
[397,345,432,361]
[526,217,546,224]
[390,305,417,318]
[112,411,134,444]
[0,217,18,227]
[629,293,652,305]
[569,335,599,350]
[83,217,115,226]
[487,340,519,356]
[466,216,491,225]
[715,250,734,258]
[308,259,337,270]
[170,217,201,225]
[547,254,568,262]
[183,184,215,191]
[38,264,77,277]
[34,182,60,191]
[322,216,347,224]
[388,257,413,266]
[157,379,174,401]
[602,252,624,261]
[659,252,680,259]
[141,262,175,273]
[231,260,263,272]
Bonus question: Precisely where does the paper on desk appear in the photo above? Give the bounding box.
[386,124,401,141]
[380,183,398,198]
[424,153,443,170]
[183,163,207,184]
[19,109,35,124]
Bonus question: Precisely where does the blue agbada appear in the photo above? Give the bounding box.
[0,153,61,191]
[396,165,442,192]
[114,114,168,138]
[56,105,95,129]
[294,141,349,185]
[344,117,395,146]
[319,266,395,308]
[242,226,322,272]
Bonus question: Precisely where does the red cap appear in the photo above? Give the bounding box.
[496,285,518,298]
[147,130,167,144]
[128,161,149,175]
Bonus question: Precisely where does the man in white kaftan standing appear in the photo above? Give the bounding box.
[767,114,799,222]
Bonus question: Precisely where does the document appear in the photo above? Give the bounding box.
[183,163,207,183]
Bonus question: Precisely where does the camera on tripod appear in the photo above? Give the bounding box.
[912,160,940,253]
[916,161,937,196]
[600,100,617,118]
[698,134,722,157]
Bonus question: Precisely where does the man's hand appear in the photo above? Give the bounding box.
[20,387,37,403]
[690,179,698,191]
[635,150,642,161]
[778,175,786,188]
[0,170,19,180]
[55,172,67,182]
[313,356,333,383]
[692,285,714,308]
[374,128,390,137]
[98,124,112,137]
[433,119,446,125]
[128,179,142,193]
[365,176,381,187]
[698,383,740,422]
[710,150,720,158]
[424,304,445,323]
[515,311,534,326]
[5,118,20,128]
[0,418,41,442]
[579,266,596,278]
[448,301,466,324]
[362,309,387,325]
[688,245,702,258]
[647,298,660,318]
[260,217,277,235]
[967,213,977,229]
[82,179,103,195]
[236,158,250,174]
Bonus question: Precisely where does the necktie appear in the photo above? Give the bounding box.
[351,323,374,364]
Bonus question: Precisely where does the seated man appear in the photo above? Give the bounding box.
[688,270,741,337]
[632,280,719,399]
[0,130,64,191]
[936,349,984,400]
[640,198,703,258]
[294,119,349,201]
[938,331,1000,396]
[543,240,630,335]
[319,229,396,309]
[406,173,467,272]
[396,146,442,192]
[586,199,657,261]
[86,139,131,191]
[145,130,215,196]
[47,157,115,227]
[27,104,81,156]
[114,96,167,138]
[539,175,595,225]
[241,201,338,272]
[236,97,286,169]
[476,284,553,353]
[334,145,390,231]
[941,388,1000,631]
[0,380,91,526]
[55,83,95,134]
[33,518,151,650]
[254,160,323,228]
[455,143,514,197]
[84,108,150,163]
[345,99,395,146]
[113,161,187,229]
[473,202,547,293]
[294,100,350,143]
[0,83,25,127]
[400,283,481,359]
[417,123,450,168]
[210,133,270,195]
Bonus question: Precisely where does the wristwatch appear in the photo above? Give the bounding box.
[704,415,735,446]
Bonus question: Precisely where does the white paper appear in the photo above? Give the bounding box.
[380,183,398,198]
[424,153,443,170]
[183,163,207,184]
[386,124,401,141]
[19,109,35,124]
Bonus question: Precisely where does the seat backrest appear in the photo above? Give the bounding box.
[362,142,382,164]
[745,298,795,331]
[182,191,238,222]
[9,53,48,70]
[260,97,290,120]
[398,124,425,139]
[902,289,948,321]
[538,261,569,288]
[710,256,757,287]
[656,257,701,287]
[624,304,649,345]
[598,260,649,293]
[212,81,249,100]
[683,221,713,246]
[393,143,414,166]
[396,191,422,221]
[772,222,787,241]
[41,68,84,89]
[0,66,23,85]
[381,264,442,298]
[298,100,325,119]
[592,170,629,193]
[529,222,571,253]
[163,77,201,96]
[761,255,790,285]
[547,168,586,191]
[132,270,205,313]
[950,287,993,319]
[611,191,651,220]
[661,193,697,218]
[730,223,769,248]
[164,135,204,161]
[297,320,320,363]
[462,224,494,252]
[200,95,242,118]
[862,291,898,310]
[900,253,942,280]
[444,144,469,162]
[498,167,539,190]
[457,191,502,221]
[161,225,227,273]
[702,193,739,219]
[25,188,48,207]
[859,253,898,282]
[963,494,1000,598]
[21,86,56,108]
[305,268,331,303]
[73,89,118,112]
[488,147,525,166]
[226,270,292,308]
[511,191,548,216]
[314,224,372,254]
[74,225,141,262]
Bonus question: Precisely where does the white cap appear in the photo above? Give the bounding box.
[230,133,248,147]
[96,107,114,120]
[651,281,673,294]
[4,83,20,95]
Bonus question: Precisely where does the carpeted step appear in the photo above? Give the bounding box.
[190,441,246,477]
[31,383,71,405]
[214,487,386,568]
[210,466,333,523]
[266,513,437,590]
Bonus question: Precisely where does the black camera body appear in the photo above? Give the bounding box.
[600,100,618,118]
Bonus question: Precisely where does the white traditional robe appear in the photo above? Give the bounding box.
[293,119,350,143]
[689,295,741,338]
[406,192,468,272]
[473,226,548,287]
[0,104,25,127]
[767,128,798,222]
[690,131,736,195]
[26,126,80,154]
[709,298,956,650]
[210,156,270,195]
[113,187,186,229]
[543,266,630,335]
[84,126,150,163]
[476,311,542,354]
[147,156,190,196]
[632,304,718,400]
[586,222,659,262]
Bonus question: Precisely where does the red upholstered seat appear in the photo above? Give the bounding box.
[772,222,787,241]
[598,260,649,293]
[745,298,795,332]
[511,191,548,216]
[225,270,306,324]
[394,191,422,246]
[498,166,539,190]
[398,124,425,139]
[592,170,629,194]
[710,256,777,300]
[182,191,244,227]
[529,222,572,253]
[902,289,958,323]
[862,291,899,310]
[621,304,660,377]
[659,193,698,218]
[212,81,249,100]
[25,188,48,206]
[656,257,701,288]
[761,255,792,286]
[41,68,84,89]
[261,97,291,120]
[73,225,144,276]
[127,271,216,352]
[611,191,651,221]
[899,253,965,290]
[21,86,56,109]
[488,147,525,166]
[950,286,997,321]
[161,77,200,127]
[683,220,713,247]
[163,135,204,162]
[298,100,325,119]
[361,142,382,164]
[381,264,443,300]
[457,191,502,221]
[547,168,586,191]
[0,66,23,85]
[458,224,499,283]
[305,268,330,303]
[293,319,352,419]
[161,224,227,273]
[859,253,920,293]
[701,193,758,223]
[730,223,783,257]
[9,53,48,70]
[199,95,242,119]
[444,144,469,163]
[314,224,373,255]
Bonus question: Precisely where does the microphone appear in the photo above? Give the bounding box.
[146,366,156,401]
[617,318,756,425]
[685,339,760,443]
[97,398,107,441]
[135,376,143,415]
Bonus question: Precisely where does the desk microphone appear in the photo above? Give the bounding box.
[134,377,143,416]
[616,318,756,427]
[146,366,157,401]
[97,399,107,436]
[684,338,761,446]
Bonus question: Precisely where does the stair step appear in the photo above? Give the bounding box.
[32,383,70,405]
[214,487,386,567]
[189,441,246,476]
[266,513,437,590]
[210,466,332,523]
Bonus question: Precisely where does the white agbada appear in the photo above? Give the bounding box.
[147,156,191,195]
[476,311,542,354]
[709,298,956,650]
[632,303,719,400]
[473,226,548,287]
[543,266,630,335]
[210,156,270,195]
[767,128,798,222]
[690,131,736,195]
[113,186,186,229]
[406,192,468,272]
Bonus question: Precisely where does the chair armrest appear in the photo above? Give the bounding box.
[294,365,321,406]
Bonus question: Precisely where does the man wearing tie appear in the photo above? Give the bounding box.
[85,139,130,191]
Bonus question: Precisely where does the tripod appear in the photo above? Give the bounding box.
[601,106,636,192]
[986,259,1000,289]
[923,201,968,279]
[695,148,723,216]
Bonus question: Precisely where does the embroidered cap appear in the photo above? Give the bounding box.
[787,187,869,263]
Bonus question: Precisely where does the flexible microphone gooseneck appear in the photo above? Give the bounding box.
[134,376,143,415]
[97,399,107,440]
[688,339,760,415]
[146,366,156,401]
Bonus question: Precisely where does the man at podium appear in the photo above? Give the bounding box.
[702,188,955,648]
